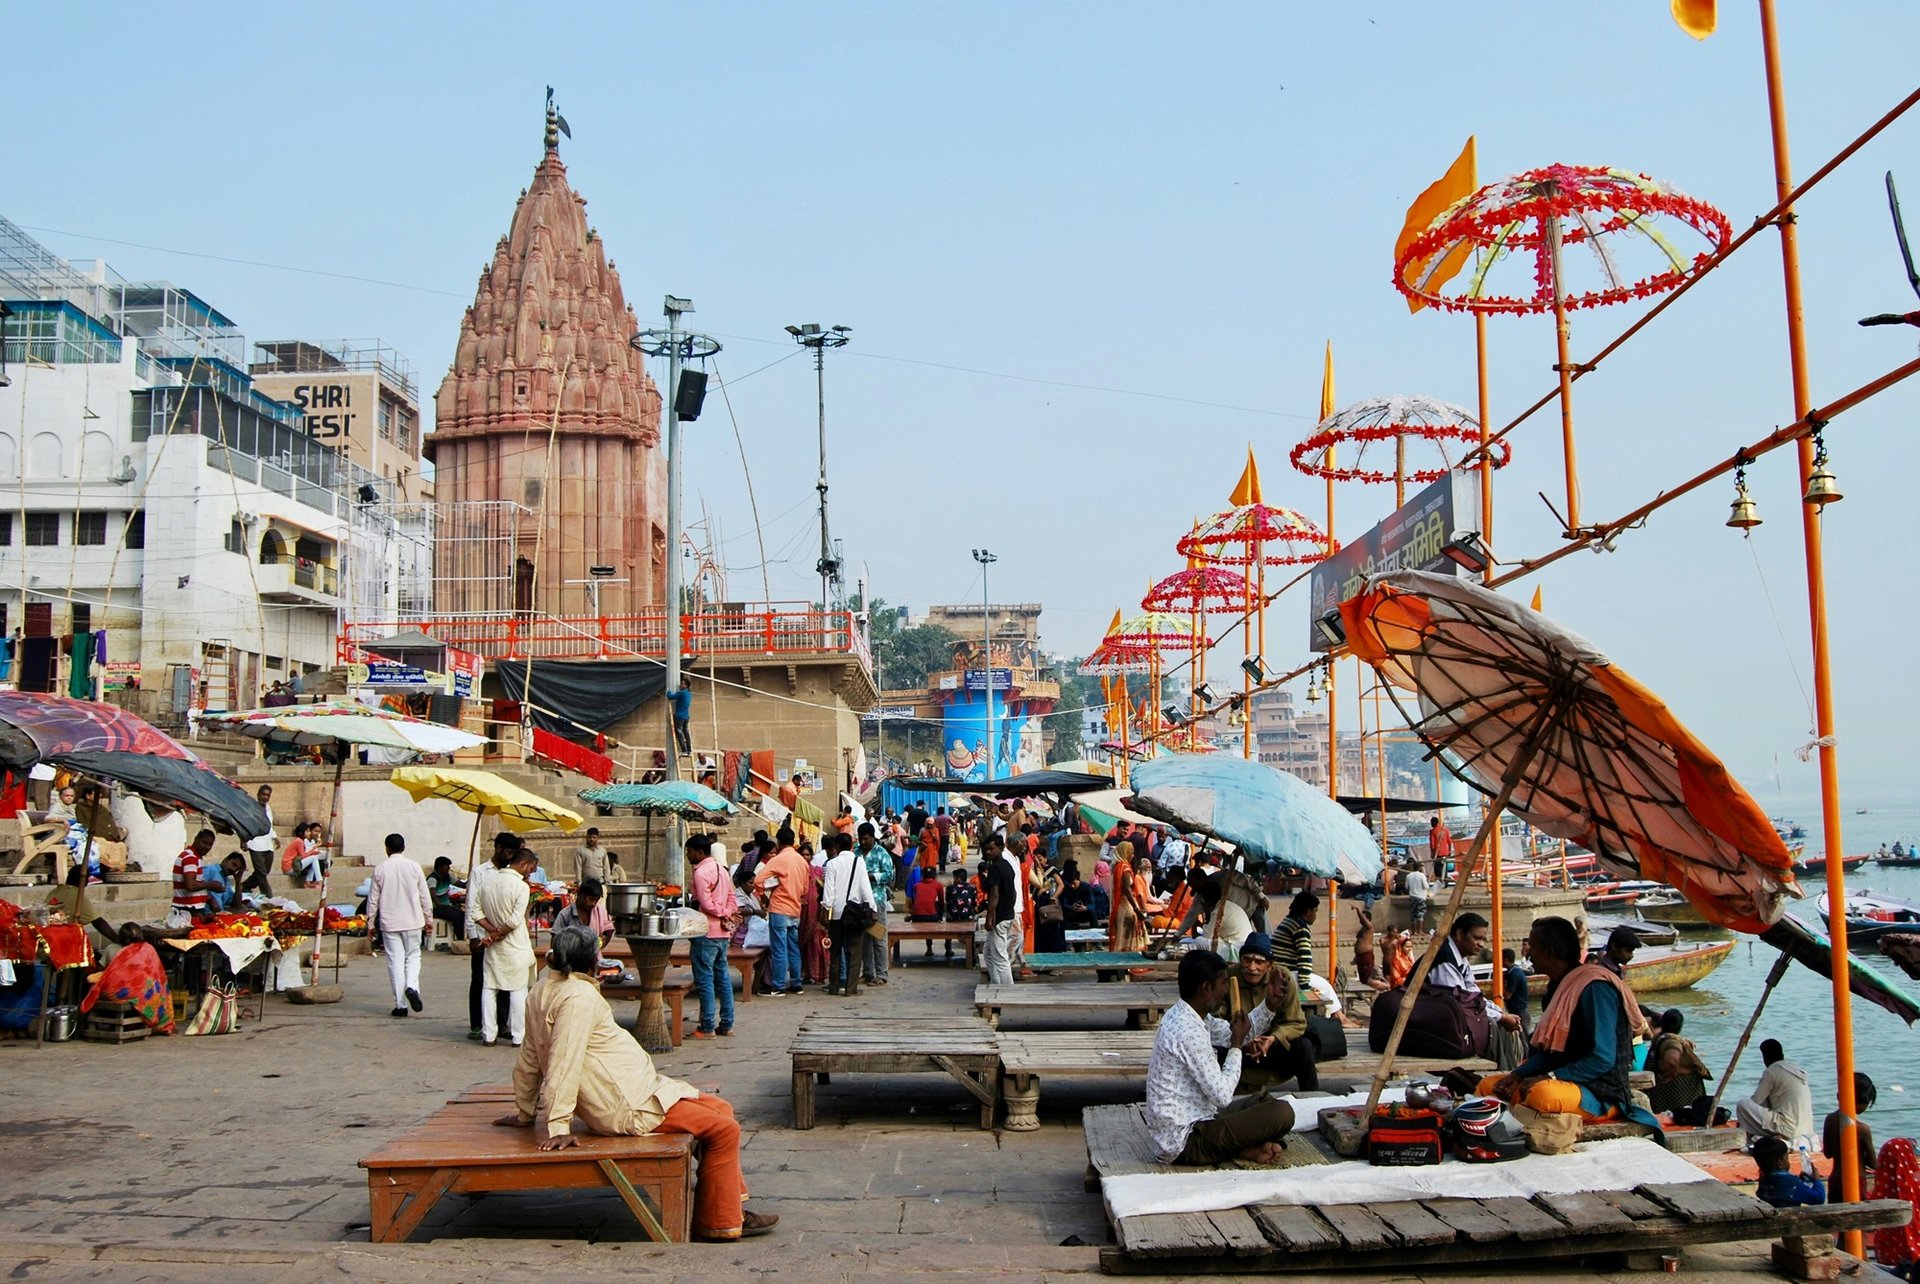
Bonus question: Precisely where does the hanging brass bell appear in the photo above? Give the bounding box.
[1726,480,1762,530]
[1803,456,1843,506]
[1305,676,1322,703]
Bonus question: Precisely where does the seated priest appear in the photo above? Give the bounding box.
[1213,932,1316,1091]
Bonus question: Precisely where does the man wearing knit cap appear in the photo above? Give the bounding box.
[1212,931,1317,1091]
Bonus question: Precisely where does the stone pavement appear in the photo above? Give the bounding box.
[0,944,1877,1282]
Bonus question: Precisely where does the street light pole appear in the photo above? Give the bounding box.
[972,549,996,779]
[632,299,720,884]
[786,324,851,612]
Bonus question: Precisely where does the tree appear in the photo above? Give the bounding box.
[864,597,961,691]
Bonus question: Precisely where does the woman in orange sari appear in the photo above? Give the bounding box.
[1109,847,1165,953]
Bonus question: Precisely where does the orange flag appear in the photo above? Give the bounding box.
[1397,136,1478,313]
[1671,0,1714,38]
[1530,585,1544,612]
[1320,341,1336,421]
[1230,447,1262,506]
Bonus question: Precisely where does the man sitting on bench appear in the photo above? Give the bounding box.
[1144,948,1295,1165]
[1215,932,1317,1091]
[494,925,778,1242]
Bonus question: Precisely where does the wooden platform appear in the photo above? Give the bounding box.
[998,1031,1158,1130]
[1081,1102,1912,1274]
[1017,951,1176,980]
[889,921,978,968]
[359,1095,695,1244]
[1081,1103,1334,1190]
[974,982,1175,1029]
[789,1014,1000,1130]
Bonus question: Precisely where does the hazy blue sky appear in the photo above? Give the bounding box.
[9,3,1919,803]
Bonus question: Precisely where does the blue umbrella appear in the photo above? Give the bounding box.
[579,780,735,819]
[1129,753,1384,882]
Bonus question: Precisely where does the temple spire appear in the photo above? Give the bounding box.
[544,86,570,154]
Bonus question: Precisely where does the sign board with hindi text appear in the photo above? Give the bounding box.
[1306,471,1483,651]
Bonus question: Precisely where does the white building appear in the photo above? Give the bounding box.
[0,218,421,720]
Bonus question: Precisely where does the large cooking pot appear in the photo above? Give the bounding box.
[606,882,656,917]
[36,1005,78,1042]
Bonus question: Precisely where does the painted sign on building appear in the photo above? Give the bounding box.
[253,371,377,445]
[1305,471,1483,651]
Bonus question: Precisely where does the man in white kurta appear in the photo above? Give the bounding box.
[476,849,537,1045]
[366,832,433,1017]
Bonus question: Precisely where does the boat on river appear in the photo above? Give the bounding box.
[1817,890,1920,946]
[1792,851,1871,876]
[1479,938,1735,997]
[1634,890,1718,928]
[1586,913,1680,947]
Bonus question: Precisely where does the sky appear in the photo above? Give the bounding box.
[8,2,1919,803]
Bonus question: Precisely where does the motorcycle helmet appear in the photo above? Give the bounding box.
[1451,1096,1528,1162]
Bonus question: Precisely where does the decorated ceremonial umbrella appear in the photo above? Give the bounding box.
[1393,163,1731,532]
[1106,611,1209,759]
[1179,454,1333,760]
[1144,563,1251,748]
[1290,394,1510,509]
[1339,568,1798,1113]
[0,692,267,843]
[1130,752,1384,884]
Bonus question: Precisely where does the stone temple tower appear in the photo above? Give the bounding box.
[428,103,667,620]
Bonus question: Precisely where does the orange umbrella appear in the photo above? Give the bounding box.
[1340,569,1797,934]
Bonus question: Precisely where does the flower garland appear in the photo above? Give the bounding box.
[1393,163,1732,316]
[1289,421,1510,485]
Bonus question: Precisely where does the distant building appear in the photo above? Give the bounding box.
[877,602,1059,781]
[0,217,407,717]
[251,340,430,504]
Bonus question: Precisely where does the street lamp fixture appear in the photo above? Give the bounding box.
[1441,530,1496,574]
[789,322,853,609]
[1316,610,1347,648]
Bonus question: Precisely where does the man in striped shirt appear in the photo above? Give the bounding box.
[168,829,221,928]
[1271,892,1319,991]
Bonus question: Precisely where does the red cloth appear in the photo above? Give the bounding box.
[530,728,615,784]
[80,940,173,1033]
[1875,1138,1920,1267]
[0,923,91,969]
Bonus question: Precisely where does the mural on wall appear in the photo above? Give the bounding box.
[942,691,1044,782]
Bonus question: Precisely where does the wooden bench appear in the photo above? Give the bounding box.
[1081,1104,1911,1275]
[359,1095,695,1243]
[789,1014,999,1130]
[974,982,1175,1030]
[889,921,978,968]
[1016,951,1177,981]
[997,1030,1159,1131]
[602,978,687,1047]
[602,939,764,1002]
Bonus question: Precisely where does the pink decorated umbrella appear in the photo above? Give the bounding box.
[1291,394,1512,509]
[1393,163,1731,532]
[1144,566,1252,749]
[1107,612,1208,757]
[1177,503,1331,569]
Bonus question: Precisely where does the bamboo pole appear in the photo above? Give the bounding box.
[1546,212,1582,534]
[1758,0,1862,1236]
[1477,304,1504,1007]
[309,752,346,987]
[1364,710,1557,1120]
[1705,951,1793,1125]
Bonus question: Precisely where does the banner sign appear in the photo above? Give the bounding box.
[444,645,483,699]
[1306,471,1482,651]
[860,704,918,725]
[963,668,1013,692]
[349,661,452,694]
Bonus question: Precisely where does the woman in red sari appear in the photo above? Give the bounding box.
[800,855,829,984]
[1109,846,1164,953]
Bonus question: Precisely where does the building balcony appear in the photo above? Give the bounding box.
[258,557,338,606]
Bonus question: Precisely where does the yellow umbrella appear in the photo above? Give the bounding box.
[389,766,583,879]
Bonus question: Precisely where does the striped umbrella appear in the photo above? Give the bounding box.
[201,699,485,755]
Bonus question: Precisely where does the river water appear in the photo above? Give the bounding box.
[1647,792,1920,1143]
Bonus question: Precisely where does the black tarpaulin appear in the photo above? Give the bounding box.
[495,659,668,743]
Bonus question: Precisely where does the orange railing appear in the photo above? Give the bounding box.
[340,605,872,669]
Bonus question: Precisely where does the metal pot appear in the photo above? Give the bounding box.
[37,1005,78,1042]
[606,882,656,917]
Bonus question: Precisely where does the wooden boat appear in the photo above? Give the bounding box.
[1633,892,1715,927]
[1586,913,1679,947]
[1793,851,1871,876]
[1479,939,1736,997]
[1818,890,1920,946]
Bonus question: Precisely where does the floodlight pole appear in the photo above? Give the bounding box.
[1757,0,1862,1242]
[632,300,721,885]
[787,323,852,614]
[973,549,996,779]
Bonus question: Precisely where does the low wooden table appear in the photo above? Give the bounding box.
[974,982,1176,1030]
[888,921,978,968]
[789,1014,999,1130]
[604,938,764,1002]
[997,1030,1158,1131]
[1017,951,1176,980]
[1082,1104,1911,1275]
[359,1097,694,1243]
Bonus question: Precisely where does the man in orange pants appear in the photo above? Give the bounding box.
[497,925,777,1241]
